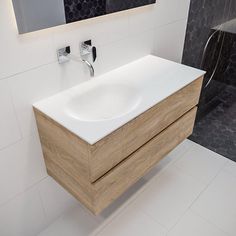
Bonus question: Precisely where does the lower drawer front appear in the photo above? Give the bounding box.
[93,107,197,213]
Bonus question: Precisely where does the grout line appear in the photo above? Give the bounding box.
[0,61,57,82]
[154,17,188,31]
[142,211,169,231]
[191,209,232,236]
[7,78,24,140]
[0,118,44,152]
[0,137,23,153]
[91,181,153,235]
[166,157,230,234]
[36,184,49,225]
[0,129,40,153]
[0,176,49,209]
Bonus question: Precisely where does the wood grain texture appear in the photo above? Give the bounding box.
[34,78,203,214]
[89,77,203,181]
[36,107,197,214]
[34,109,91,184]
[93,107,197,213]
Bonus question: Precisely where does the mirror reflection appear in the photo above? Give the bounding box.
[12,0,156,34]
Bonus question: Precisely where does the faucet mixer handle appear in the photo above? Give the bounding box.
[80,40,97,62]
[57,46,71,64]
[92,46,97,62]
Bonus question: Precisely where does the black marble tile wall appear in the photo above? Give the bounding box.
[64,0,106,23]
[182,0,236,161]
[182,0,236,69]
[64,0,155,23]
[106,0,156,13]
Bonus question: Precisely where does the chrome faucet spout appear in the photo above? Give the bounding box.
[67,53,95,78]
[81,59,95,77]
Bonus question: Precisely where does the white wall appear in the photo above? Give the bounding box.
[0,0,190,235]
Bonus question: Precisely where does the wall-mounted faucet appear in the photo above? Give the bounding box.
[57,42,96,77]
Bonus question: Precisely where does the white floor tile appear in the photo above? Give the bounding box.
[173,142,227,184]
[38,177,151,236]
[96,205,166,236]
[38,205,100,236]
[168,210,229,236]
[131,165,206,229]
[222,160,236,179]
[0,187,46,236]
[169,139,194,157]
[38,177,78,223]
[98,177,149,221]
[191,171,236,236]
[144,139,193,182]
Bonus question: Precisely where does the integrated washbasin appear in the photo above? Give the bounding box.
[65,84,141,122]
[33,55,205,144]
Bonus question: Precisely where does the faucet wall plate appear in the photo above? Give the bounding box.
[80,41,92,56]
[80,40,97,62]
[57,46,71,64]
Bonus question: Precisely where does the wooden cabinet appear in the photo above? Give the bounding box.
[34,77,203,214]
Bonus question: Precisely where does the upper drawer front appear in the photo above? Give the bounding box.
[90,77,203,182]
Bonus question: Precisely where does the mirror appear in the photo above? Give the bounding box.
[12,0,156,34]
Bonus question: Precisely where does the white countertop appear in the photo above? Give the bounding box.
[33,55,205,145]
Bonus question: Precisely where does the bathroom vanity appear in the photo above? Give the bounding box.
[33,55,205,214]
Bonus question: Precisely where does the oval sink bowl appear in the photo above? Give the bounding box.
[66,84,142,121]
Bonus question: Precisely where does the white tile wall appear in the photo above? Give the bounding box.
[0,79,21,149]
[0,0,190,235]
[154,19,189,63]
[0,0,55,80]
[0,133,47,206]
